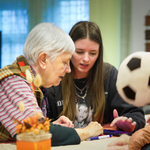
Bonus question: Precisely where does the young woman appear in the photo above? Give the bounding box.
[47,21,145,133]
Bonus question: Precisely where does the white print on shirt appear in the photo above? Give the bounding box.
[74,103,93,128]
[57,100,63,106]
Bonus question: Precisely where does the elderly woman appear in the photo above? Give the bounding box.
[0,23,103,146]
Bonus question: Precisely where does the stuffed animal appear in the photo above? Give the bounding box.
[116,51,150,107]
[116,51,150,150]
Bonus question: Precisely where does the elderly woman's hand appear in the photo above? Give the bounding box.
[53,115,74,128]
[75,121,103,141]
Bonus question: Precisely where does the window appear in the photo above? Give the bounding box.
[57,0,89,33]
[0,0,28,68]
[44,0,89,33]
[0,0,89,68]
[0,10,28,67]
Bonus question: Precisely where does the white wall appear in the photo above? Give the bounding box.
[130,0,150,53]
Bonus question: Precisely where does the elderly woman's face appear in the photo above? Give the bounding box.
[42,52,72,88]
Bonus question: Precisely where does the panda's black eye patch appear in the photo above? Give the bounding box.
[148,77,150,86]
[123,86,136,100]
[127,57,141,71]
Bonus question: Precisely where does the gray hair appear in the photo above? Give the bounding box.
[23,22,75,65]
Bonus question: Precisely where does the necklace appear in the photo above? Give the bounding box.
[74,83,88,94]
[75,86,88,102]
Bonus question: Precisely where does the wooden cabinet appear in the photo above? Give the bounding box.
[145,12,150,52]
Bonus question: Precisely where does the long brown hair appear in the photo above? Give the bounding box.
[60,21,105,125]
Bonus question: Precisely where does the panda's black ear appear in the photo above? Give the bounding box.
[127,57,141,71]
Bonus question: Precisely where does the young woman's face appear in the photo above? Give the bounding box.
[42,52,72,88]
[71,38,99,78]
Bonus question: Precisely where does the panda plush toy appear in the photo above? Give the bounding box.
[116,51,150,150]
[117,51,150,107]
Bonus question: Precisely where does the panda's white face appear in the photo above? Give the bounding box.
[116,51,150,107]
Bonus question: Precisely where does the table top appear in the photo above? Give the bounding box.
[1,115,149,150]
[0,124,119,150]
[0,137,118,150]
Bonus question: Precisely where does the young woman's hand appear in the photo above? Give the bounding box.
[110,109,136,132]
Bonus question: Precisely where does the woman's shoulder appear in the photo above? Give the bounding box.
[103,62,117,74]
[103,63,118,88]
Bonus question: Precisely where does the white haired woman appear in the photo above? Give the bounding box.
[0,23,103,146]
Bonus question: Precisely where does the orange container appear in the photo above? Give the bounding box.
[16,133,52,150]
[17,139,51,150]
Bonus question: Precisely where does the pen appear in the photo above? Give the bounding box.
[86,135,112,141]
